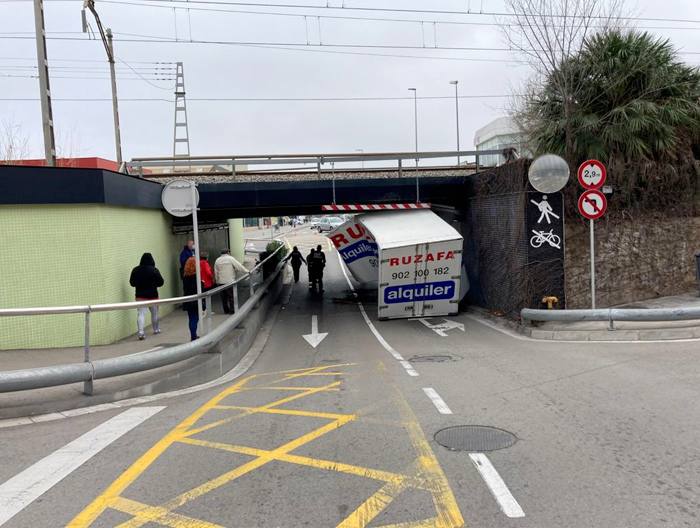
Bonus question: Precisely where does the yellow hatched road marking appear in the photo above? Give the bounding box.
[337,474,409,528]
[183,381,341,438]
[110,497,224,528]
[246,386,341,391]
[113,416,356,528]
[69,362,465,528]
[68,365,348,528]
[213,404,352,421]
[177,437,423,487]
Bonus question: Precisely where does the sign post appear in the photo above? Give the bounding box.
[162,180,205,335]
[578,161,607,309]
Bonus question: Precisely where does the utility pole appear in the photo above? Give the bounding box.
[408,88,418,168]
[106,29,122,165]
[33,0,56,166]
[173,62,191,172]
[83,1,122,164]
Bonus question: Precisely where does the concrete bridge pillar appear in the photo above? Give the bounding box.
[228,219,245,263]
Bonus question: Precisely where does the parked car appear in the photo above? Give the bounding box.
[317,216,344,233]
[309,217,322,228]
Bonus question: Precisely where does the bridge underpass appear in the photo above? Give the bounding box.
[2,155,699,528]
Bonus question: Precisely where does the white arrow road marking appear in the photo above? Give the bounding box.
[302,315,329,348]
[417,318,466,337]
[469,453,525,518]
[0,406,165,526]
[423,388,452,414]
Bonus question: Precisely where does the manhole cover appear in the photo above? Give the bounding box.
[409,355,454,363]
[434,426,517,452]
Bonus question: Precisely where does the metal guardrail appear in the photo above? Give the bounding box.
[0,246,286,395]
[125,150,507,178]
[521,306,700,330]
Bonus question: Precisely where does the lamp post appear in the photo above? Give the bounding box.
[355,149,364,169]
[450,80,461,166]
[408,88,418,167]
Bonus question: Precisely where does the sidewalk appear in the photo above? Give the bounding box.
[0,255,263,416]
[244,223,307,242]
[523,291,700,341]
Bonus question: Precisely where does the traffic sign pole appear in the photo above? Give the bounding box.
[190,181,204,335]
[590,218,596,309]
[578,160,607,309]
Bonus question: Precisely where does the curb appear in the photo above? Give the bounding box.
[466,306,700,343]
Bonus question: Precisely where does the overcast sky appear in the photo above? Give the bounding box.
[1,0,699,163]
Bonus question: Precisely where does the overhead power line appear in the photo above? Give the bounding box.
[49,0,700,25]
[96,0,700,33]
[0,94,514,102]
[1,34,699,56]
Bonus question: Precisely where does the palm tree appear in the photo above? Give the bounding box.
[527,31,700,164]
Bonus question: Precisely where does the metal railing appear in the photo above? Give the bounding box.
[125,150,506,178]
[521,306,700,330]
[0,246,286,395]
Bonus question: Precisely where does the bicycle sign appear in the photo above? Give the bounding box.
[530,229,561,249]
[578,190,607,220]
[577,159,606,190]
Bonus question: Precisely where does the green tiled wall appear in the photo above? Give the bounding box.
[0,204,180,350]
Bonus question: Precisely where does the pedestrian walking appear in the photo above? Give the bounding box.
[307,248,317,290]
[311,244,327,292]
[129,252,164,340]
[215,248,248,314]
[182,257,203,341]
[200,252,215,315]
[179,240,195,278]
[283,246,307,283]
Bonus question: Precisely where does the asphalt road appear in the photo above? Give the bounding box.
[1,229,700,527]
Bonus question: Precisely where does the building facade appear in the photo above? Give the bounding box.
[474,117,530,168]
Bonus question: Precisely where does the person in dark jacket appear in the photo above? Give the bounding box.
[182,257,203,341]
[179,240,195,278]
[311,245,327,292]
[307,248,316,290]
[283,246,307,283]
[129,252,165,340]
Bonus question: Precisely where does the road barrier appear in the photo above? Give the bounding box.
[0,246,286,395]
[521,306,700,330]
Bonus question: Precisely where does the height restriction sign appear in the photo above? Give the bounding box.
[578,159,606,190]
[578,190,607,220]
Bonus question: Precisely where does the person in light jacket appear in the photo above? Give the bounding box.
[129,252,165,340]
[215,248,248,314]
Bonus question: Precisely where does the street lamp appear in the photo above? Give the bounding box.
[408,88,418,167]
[355,148,364,169]
[450,80,461,166]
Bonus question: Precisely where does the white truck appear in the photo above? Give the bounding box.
[329,209,464,320]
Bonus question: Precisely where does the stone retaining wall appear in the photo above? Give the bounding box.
[565,216,700,309]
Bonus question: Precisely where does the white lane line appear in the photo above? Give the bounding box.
[423,387,452,414]
[400,361,419,377]
[469,453,525,518]
[337,252,418,377]
[0,406,165,525]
